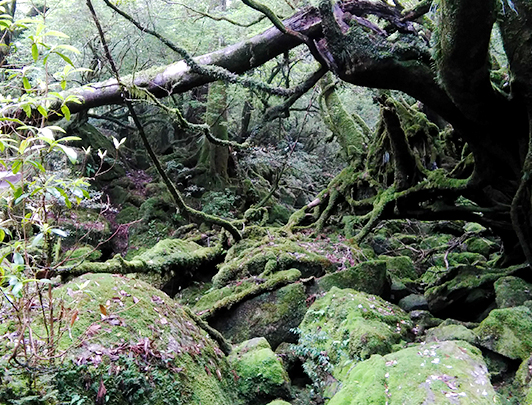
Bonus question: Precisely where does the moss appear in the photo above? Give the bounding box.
[229,337,291,403]
[464,237,496,258]
[327,340,496,405]
[210,281,307,349]
[62,244,102,264]
[474,306,532,361]
[0,273,241,405]
[425,324,478,345]
[494,276,532,308]
[266,401,292,405]
[384,255,417,281]
[116,205,139,224]
[212,237,338,289]
[297,287,412,393]
[194,269,302,318]
[317,260,388,296]
[65,238,222,290]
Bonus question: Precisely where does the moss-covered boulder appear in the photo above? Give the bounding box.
[0,273,240,405]
[494,276,532,309]
[315,260,388,296]
[265,400,292,405]
[424,265,509,319]
[327,340,496,405]
[229,337,291,404]
[425,323,478,345]
[295,287,412,396]
[209,281,308,349]
[474,306,532,361]
[213,238,335,288]
[464,237,497,258]
[385,255,418,281]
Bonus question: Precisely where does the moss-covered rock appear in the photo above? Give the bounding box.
[425,323,478,345]
[213,236,360,288]
[424,265,509,319]
[464,237,497,258]
[494,276,532,309]
[209,281,308,349]
[295,287,412,396]
[431,252,487,268]
[194,269,301,318]
[316,260,388,296]
[229,337,291,404]
[384,255,418,281]
[0,273,241,405]
[474,306,532,361]
[265,400,292,405]
[116,205,139,224]
[398,294,428,311]
[327,340,496,405]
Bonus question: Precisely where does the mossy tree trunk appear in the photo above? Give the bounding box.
[198,81,231,186]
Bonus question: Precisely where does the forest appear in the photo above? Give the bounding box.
[1,0,532,404]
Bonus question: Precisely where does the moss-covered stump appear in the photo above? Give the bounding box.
[0,273,240,405]
[212,236,362,289]
[494,276,532,309]
[327,340,496,405]
[424,265,511,320]
[209,281,308,349]
[295,287,412,396]
[63,238,223,295]
[474,306,532,361]
[229,337,291,404]
[315,260,388,296]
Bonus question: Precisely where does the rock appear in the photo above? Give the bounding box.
[229,338,291,404]
[398,294,429,312]
[327,340,496,405]
[209,281,308,349]
[0,273,241,405]
[464,237,497,258]
[424,264,509,320]
[213,238,335,288]
[474,306,532,361]
[315,260,388,296]
[425,324,478,345]
[494,276,532,308]
[295,287,412,396]
[384,255,418,280]
[409,310,443,336]
[265,401,292,405]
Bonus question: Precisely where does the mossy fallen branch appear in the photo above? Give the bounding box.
[59,238,223,279]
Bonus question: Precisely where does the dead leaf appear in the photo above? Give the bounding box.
[160,317,168,325]
[86,323,102,337]
[132,296,139,304]
[99,304,107,316]
[70,310,79,327]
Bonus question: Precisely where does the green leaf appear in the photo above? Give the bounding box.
[11,160,22,174]
[31,43,39,62]
[61,105,71,121]
[55,44,80,54]
[0,229,5,244]
[22,103,32,118]
[37,105,48,118]
[32,232,44,247]
[51,228,68,238]
[22,76,31,90]
[13,252,23,265]
[27,159,45,172]
[56,52,74,67]
[43,30,69,38]
[57,144,78,164]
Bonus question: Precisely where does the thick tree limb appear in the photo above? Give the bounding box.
[435,0,501,123]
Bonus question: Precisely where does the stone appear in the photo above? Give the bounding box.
[494,276,532,309]
[398,294,429,312]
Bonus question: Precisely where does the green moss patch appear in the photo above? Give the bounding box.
[494,276,532,309]
[316,260,388,296]
[327,340,496,405]
[229,337,291,404]
[295,287,412,395]
[475,306,532,361]
[0,273,240,405]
